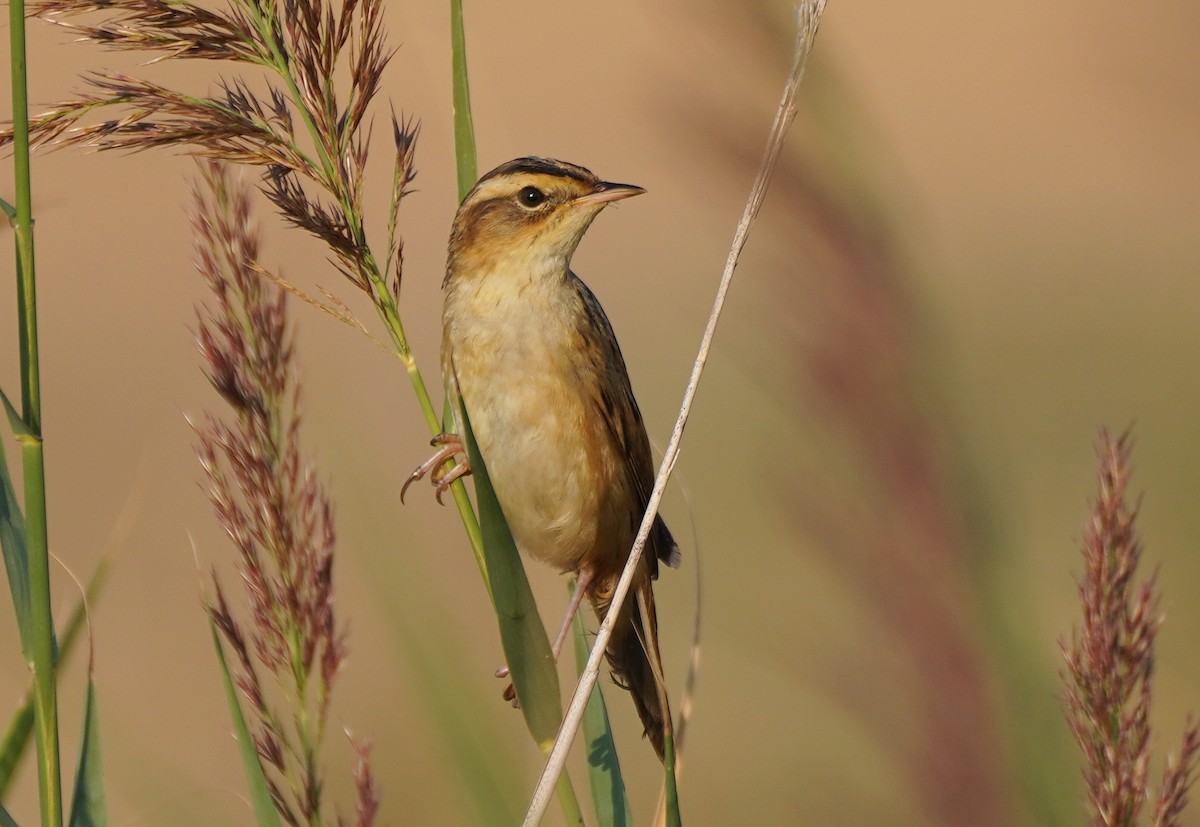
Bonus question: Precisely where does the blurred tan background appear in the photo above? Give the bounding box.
[2,0,1199,824]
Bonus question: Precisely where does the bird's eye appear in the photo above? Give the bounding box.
[517,186,546,208]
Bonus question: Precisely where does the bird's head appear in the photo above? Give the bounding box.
[446,157,644,285]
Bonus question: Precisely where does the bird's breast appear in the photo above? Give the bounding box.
[443,271,630,574]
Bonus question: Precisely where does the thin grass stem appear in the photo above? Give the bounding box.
[521,3,829,823]
[7,0,64,820]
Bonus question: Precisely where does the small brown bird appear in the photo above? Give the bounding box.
[408,157,680,760]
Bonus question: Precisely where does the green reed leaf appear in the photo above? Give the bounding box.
[66,681,105,827]
[449,0,477,200]
[208,613,284,827]
[0,561,110,798]
[572,591,631,827]
[0,420,32,655]
[459,405,561,745]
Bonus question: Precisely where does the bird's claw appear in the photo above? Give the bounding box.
[495,665,520,708]
[432,461,471,505]
[400,433,471,505]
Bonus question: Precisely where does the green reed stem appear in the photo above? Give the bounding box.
[7,0,64,822]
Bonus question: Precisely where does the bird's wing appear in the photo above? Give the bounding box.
[571,274,682,576]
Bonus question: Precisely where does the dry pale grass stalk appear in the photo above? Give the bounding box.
[192,160,375,827]
[1061,428,1199,827]
[521,3,829,824]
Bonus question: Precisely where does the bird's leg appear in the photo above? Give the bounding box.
[499,568,594,707]
[400,433,471,505]
[549,567,595,660]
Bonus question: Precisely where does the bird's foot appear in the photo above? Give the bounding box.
[494,666,520,708]
[492,570,593,710]
[400,433,471,505]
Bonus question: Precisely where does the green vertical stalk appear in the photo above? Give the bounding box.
[7,0,63,823]
[448,5,585,823]
[9,0,37,427]
[17,446,58,827]
[449,0,477,200]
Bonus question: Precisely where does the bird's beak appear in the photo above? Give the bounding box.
[574,181,646,208]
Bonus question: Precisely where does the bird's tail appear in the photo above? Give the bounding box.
[595,577,672,762]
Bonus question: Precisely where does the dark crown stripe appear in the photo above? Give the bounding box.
[476,157,595,188]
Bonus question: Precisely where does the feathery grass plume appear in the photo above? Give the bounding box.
[192,160,374,827]
[6,0,562,808]
[4,0,418,313]
[3,0,468,551]
[1061,429,1198,827]
[344,740,378,827]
